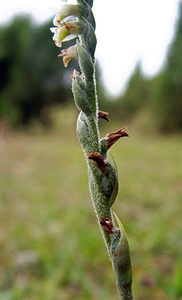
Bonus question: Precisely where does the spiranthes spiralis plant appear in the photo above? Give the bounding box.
[50,1,133,299]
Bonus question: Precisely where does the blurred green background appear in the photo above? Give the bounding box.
[0,3,182,300]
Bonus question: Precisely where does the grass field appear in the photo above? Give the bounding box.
[0,107,182,299]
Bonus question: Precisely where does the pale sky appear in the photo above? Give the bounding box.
[0,0,180,95]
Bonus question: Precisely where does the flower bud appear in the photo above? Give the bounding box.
[79,18,97,58]
[76,112,94,154]
[72,70,90,114]
[77,0,94,9]
[77,40,94,79]
[77,0,95,29]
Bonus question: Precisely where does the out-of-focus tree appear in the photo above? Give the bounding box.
[0,16,74,126]
[120,63,149,118]
[0,15,105,127]
[152,3,182,133]
[109,63,150,121]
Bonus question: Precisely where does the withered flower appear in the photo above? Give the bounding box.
[88,152,106,173]
[100,216,114,234]
[107,126,129,149]
[98,110,109,122]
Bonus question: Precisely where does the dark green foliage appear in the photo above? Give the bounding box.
[98,63,151,125]
[115,63,150,120]
[0,16,74,126]
[152,3,182,133]
[0,15,104,127]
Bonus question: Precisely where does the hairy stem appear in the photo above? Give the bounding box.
[51,1,133,298]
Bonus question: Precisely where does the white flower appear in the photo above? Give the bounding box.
[58,45,78,67]
[51,20,81,48]
[53,4,82,26]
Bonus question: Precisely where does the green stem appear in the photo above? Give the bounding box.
[51,0,133,298]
